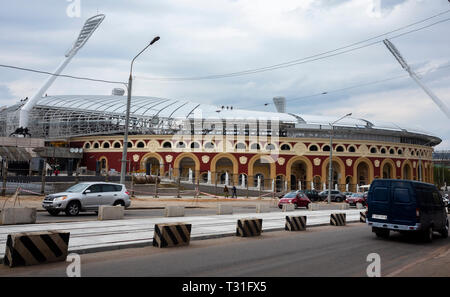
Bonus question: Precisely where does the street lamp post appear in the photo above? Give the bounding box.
[120,36,160,185]
[328,113,352,204]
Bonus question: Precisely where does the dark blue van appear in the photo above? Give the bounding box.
[367,179,448,242]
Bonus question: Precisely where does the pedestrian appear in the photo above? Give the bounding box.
[232,185,237,198]
[224,185,229,198]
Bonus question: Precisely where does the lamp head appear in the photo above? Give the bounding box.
[150,36,160,45]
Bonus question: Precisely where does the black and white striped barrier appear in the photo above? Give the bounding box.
[236,218,263,237]
[360,211,367,223]
[153,223,192,248]
[330,213,346,226]
[285,216,307,231]
[3,230,70,267]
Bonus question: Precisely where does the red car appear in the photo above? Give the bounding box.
[345,193,367,207]
[278,191,311,209]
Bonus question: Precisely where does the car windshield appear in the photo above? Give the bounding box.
[351,193,363,197]
[283,192,297,198]
[66,183,89,193]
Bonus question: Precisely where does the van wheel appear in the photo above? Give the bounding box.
[374,228,389,238]
[422,226,433,243]
[65,201,80,216]
[440,219,448,239]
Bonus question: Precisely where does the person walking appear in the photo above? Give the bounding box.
[232,185,237,198]
[224,185,229,198]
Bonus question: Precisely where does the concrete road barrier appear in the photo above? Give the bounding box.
[356,203,364,209]
[360,211,367,223]
[256,204,270,213]
[164,206,185,217]
[98,206,124,221]
[309,203,349,211]
[153,223,192,248]
[285,216,307,231]
[217,204,233,215]
[0,208,37,225]
[236,218,263,237]
[330,213,346,226]
[3,230,70,267]
[282,204,295,212]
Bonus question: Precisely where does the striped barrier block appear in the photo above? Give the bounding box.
[285,216,307,231]
[330,213,346,226]
[360,211,367,223]
[236,218,263,237]
[153,223,192,248]
[3,230,70,267]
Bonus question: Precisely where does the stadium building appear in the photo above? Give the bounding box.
[0,14,441,192]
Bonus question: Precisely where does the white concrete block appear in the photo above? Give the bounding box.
[256,204,270,213]
[282,204,295,212]
[217,204,233,215]
[98,206,124,221]
[165,206,185,217]
[0,208,37,225]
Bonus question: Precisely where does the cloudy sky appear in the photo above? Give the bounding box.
[1,0,449,148]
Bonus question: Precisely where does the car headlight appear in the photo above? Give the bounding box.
[54,196,68,202]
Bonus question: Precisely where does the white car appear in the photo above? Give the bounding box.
[42,182,131,216]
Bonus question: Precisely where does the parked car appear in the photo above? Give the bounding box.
[278,191,311,209]
[318,190,346,202]
[343,192,353,199]
[366,179,448,242]
[42,182,131,216]
[345,193,366,207]
[302,189,319,201]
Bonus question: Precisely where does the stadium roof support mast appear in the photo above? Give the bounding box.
[18,14,106,131]
[383,39,450,119]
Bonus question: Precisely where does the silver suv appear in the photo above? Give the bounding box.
[42,182,131,216]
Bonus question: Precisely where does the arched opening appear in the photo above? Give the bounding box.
[290,160,307,190]
[252,158,271,189]
[382,162,395,179]
[356,162,370,186]
[145,157,160,175]
[178,156,196,181]
[215,157,234,185]
[325,161,342,190]
[403,163,412,180]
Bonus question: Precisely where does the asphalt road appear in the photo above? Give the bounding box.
[1,223,448,277]
[35,206,285,223]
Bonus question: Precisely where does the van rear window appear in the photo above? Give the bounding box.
[394,188,411,204]
[373,187,388,201]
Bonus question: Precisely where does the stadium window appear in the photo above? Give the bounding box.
[137,141,145,148]
[266,143,276,151]
[235,142,246,150]
[190,142,200,149]
[381,148,386,154]
[250,143,261,150]
[176,142,186,148]
[114,142,121,148]
[84,142,90,149]
[370,147,377,154]
[280,144,291,151]
[103,142,110,149]
[348,146,356,153]
[309,145,318,152]
[336,146,344,152]
[205,142,215,149]
[322,145,330,152]
[163,142,172,148]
